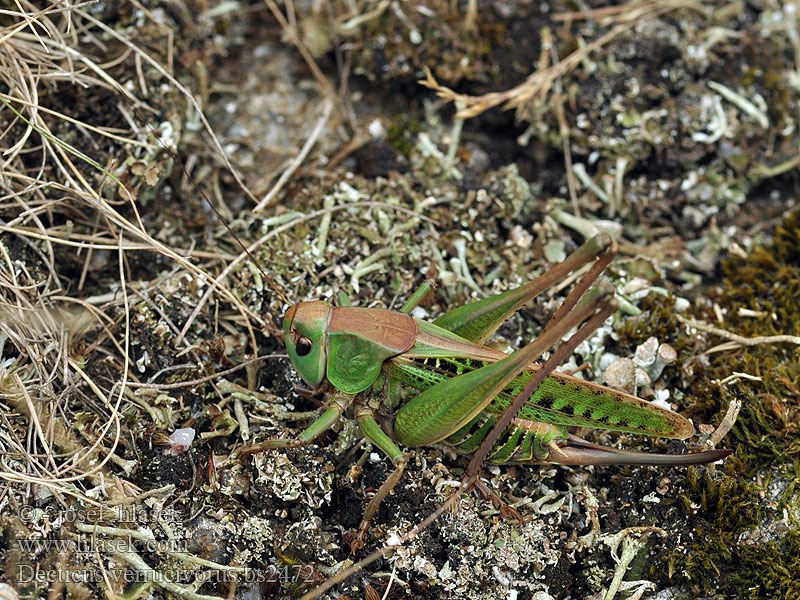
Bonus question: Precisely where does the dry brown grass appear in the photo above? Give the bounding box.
[0,2,347,595]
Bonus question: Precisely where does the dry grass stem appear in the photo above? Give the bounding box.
[262,0,345,124]
[709,397,742,448]
[676,314,800,352]
[419,0,694,120]
[0,2,792,599]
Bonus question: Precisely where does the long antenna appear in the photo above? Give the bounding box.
[142,117,292,307]
[198,188,292,307]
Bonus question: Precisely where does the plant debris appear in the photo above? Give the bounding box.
[1,1,798,599]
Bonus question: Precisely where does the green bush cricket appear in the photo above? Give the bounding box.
[235,232,731,599]
[5,69,735,600]
[101,87,732,600]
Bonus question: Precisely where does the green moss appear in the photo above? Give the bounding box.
[679,528,800,599]
[616,293,698,356]
[652,416,797,597]
[619,214,800,466]
[624,213,800,597]
[386,114,421,156]
[705,214,800,467]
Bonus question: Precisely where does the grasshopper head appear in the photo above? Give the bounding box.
[282,301,332,387]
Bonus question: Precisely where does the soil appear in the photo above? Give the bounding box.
[1,2,798,600]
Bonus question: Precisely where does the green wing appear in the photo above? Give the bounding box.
[387,357,691,439]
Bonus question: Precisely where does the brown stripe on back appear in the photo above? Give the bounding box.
[328,307,417,355]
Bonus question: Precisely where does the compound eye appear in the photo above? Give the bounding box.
[295,336,313,357]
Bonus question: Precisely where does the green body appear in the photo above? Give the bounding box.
[387,349,683,463]
[281,235,703,466]
[278,235,730,600]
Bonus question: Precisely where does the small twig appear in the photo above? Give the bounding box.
[709,396,742,448]
[123,355,286,389]
[675,314,800,350]
[553,3,642,22]
[114,551,229,600]
[420,1,692,120]
[316,195,336,255]
[380,563,398,600]
[717,371,763,386]
[708,80,769,129]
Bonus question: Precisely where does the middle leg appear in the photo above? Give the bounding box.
[349,403,407,552]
